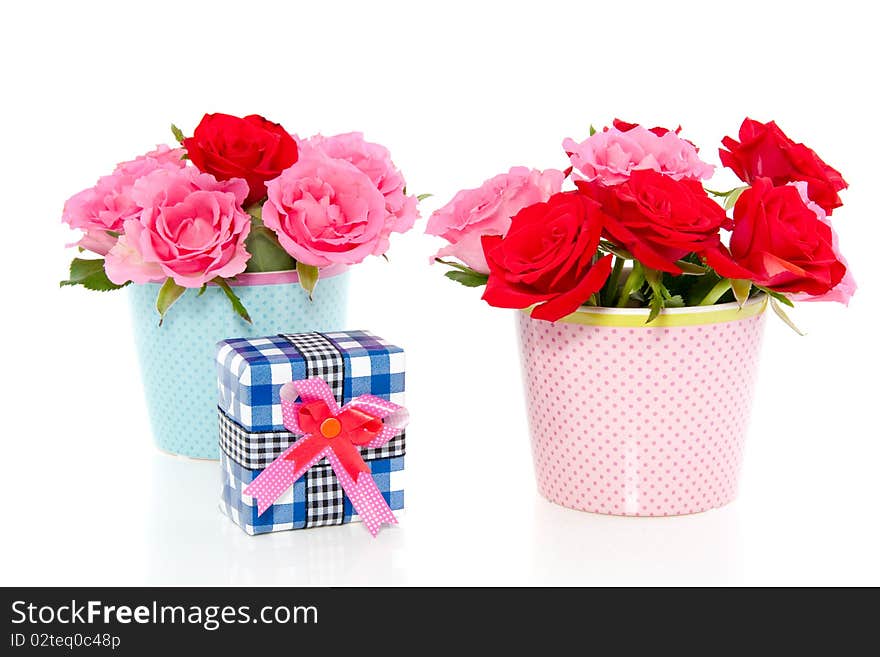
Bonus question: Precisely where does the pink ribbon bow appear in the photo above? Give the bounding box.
[243,378,408,537]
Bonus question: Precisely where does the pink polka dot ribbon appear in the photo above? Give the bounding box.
[243,377,409,537]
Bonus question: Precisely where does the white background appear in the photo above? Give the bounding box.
[1,0,878,586]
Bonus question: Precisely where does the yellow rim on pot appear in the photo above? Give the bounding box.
[523,294,769,328]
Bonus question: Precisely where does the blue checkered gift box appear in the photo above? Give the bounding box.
[216,330,406,535]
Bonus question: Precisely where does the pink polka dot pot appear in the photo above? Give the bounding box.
[517,295,768,517]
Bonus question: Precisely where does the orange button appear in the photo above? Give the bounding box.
[319,417,342,439]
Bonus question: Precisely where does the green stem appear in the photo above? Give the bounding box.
[214,278,253,323]
[245,203,263,221]
[698,278,732,306]
[604,256,625,306]
[616,262,645,307]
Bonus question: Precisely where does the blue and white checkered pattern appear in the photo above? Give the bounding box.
[220,450,405,535]
[216,331,405,432]
[321,331,406,405]
[217,330,406,535]
[216,335,308,431]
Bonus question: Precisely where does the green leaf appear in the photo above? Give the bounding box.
[445,270,489,288]
[214,278,252,324]
[723,186,748,211]
[598,240,634,260]
[59,257,128,291]
[589,124,597,136]
[602,256,626,306]
[171,123,185,144]
[770,298,805,336]
[616,261,645,307]
[731,278,752,307]
[756,285,794,307]
[435,258,490,287]
[416,193,433,202]
[676,260,708,275]
[643,267,665,291]
[647,292,664,323]
[686,269,722,306]
[244,209,295,273]
[70,258,107,282]
[296,261,320,300]
[155,278,186,326]
[697,278,733,306]
[245,226,296,273]
[82,274,128,291]
[197,284,207,297]
[706,185,749,209]
[773,292,794,307]
[435,257,477,273]
[645,267,670,323]
[665,295,685,308]
[661,253,712,300]
[705,186,735,197]
[66,258,105,283]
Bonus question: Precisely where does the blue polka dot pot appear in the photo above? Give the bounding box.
[128,269,349,459]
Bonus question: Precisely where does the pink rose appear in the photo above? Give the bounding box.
[62,145,185,255]
[262,150,388,267]
[787,181,856,305]
[105,167,251,287]
[102,236,164,285]
[299,132,419,252]
[562,125,714,186]
[425,167,564,273]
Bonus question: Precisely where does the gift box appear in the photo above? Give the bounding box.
[216,330,406,535]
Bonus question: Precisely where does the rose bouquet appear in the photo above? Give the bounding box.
[60,112,421,458]
[428,118,854,327]
[62,112,422,323]
[428,118,854,516]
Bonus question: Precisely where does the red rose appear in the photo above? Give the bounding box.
[719,118,847,215]
[576,169,729,274]
[706,178,846,296]
[184,113,298,206]
[612,118,677,137]
[481,191,612,322]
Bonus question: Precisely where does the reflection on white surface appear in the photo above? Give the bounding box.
[3,433,879,586]
[146,453,409,586]
[139,451,742,586]
[526,498,743,585]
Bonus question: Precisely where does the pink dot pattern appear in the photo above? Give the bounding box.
[517,310,767,516]
[244,440,310,516]
[326,449,398,536]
